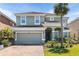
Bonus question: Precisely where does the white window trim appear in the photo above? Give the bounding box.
[34,16,40,25]
[20,16,26,25]
[50,17,54,21]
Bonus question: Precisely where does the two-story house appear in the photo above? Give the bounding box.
[13,12,69,45]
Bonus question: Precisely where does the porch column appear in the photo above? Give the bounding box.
[42,31,45,43]
[67,31,70,38]
[15,32,17,41]
[52,28,55,40]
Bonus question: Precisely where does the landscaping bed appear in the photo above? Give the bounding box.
[44,43,79,56]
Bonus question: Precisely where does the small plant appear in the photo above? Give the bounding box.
[1,39,10,47]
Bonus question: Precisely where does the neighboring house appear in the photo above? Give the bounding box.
[13,12,69,45]
[0,11,16,30]
[69,17,79,40]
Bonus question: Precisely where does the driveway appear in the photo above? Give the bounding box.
[0,45,44,56]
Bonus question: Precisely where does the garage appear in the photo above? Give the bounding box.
[13,27,45,45]
[15,33,42,44]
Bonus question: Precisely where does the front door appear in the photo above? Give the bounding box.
[45,28,52,42]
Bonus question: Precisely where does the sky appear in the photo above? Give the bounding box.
[0,3,79,23]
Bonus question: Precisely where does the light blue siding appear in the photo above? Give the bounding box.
[16,16,44,26]
[16,16,20,26]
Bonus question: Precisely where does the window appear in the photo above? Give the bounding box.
[54,17,60,21]
[54,31,59,39]
[34,16,40,25]
[20,16,26,25]
[36,19,39,23]
[50,17,54,21]
[64,32,68,38]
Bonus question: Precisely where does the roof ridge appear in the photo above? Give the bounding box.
[15,11,54,14]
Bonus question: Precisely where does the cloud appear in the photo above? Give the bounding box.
[0,8,16,22]
[70,12,79,17]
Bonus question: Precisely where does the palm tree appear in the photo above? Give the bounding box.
[54,3,69,48]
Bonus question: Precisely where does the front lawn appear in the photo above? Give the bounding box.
[44,44,79,56]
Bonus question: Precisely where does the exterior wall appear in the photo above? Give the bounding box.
[43,22,61,27]
[16,16,67,27]
[0,21,11,30]
[0,15,15,30]
[45,16,60,22]
[16,16,44,26]
[45,16,68,27]
[0,15,15,26]
[16,16,20,26]
[69,20,79,39]
[27,16,34,25]
[16,13,68,27]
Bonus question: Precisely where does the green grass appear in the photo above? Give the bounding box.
[44,44,79,56]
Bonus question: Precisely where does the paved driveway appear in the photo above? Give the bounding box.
[0,45,44,56]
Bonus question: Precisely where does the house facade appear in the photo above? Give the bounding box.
[69,17,79,40]
[0,11,16,30]
[13,12,69,44]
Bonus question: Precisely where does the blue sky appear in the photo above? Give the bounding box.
[0,3,79,23]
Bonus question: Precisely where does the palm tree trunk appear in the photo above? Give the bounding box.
[60,15,64,48]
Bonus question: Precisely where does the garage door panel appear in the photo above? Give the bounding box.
[16,33,42,44]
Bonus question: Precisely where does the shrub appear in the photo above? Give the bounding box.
[44,41,59,48]
[63,38,74,48]
[52,47,69,53]
[1,39,10,47]
[1,27,14,40]
[70,44,73,47]
[44,39,73,48]
[0,40,2,45]
[44,41,52,48]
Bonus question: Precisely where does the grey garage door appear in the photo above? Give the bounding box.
[15,33,42,44]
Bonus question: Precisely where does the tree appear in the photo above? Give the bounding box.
[54,3,69,48]
[1,27,14,40]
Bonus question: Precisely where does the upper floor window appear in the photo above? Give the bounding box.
[46,17,54,21]
[50,17,54,21]
[20,16,26,25]
[34,16,40,25]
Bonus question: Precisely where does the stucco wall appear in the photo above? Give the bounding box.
[0,15,15,26]
[69,20,79,39]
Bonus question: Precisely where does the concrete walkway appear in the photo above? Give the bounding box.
[0,45,44,56]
